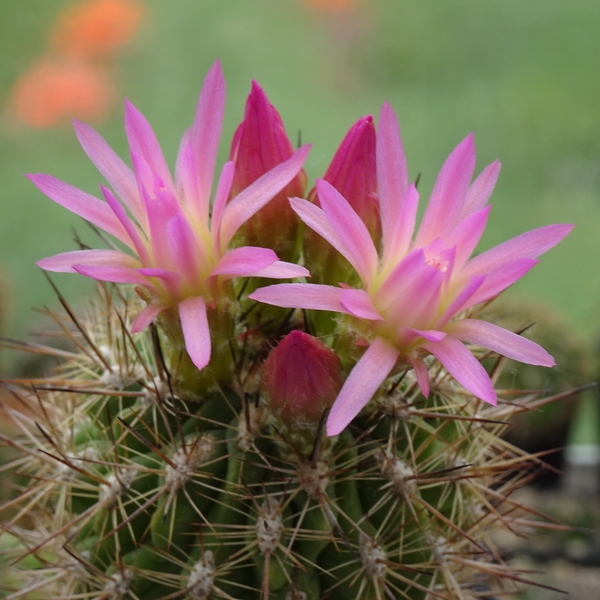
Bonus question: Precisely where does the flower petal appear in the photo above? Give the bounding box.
[73,118,143,221]
[131,303,168,333]
[191,60,226,221]
[326,336,399,436]
[179,296,211,371]
[26,174,130,245]
[340,289,383,321]
[211,246,278,276]
[377,102,408,251]
[124,100,174,190]
[73,265,153,287]
[422,335,496,405]
[446,319,555,367]
[416,133,476,247]
[316,179,379,287]
[458,160,500,220]
[382,182,419,271]
[37,249,139,273]
[218,144,311,251]
[463,224,574,279]
[408,356,430,398]
[248,261,310,279]
[248,283,343,312]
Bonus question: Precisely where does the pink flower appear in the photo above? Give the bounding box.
[262,331,343,428]
[29,61,310,371]
[229,81,307,255]
[250,102,573,436]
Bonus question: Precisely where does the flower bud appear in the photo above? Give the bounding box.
[308,114,378,241]
[229,81,307,259]
[262,331,342,430]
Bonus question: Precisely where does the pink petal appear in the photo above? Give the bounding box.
[408,356,430,398]
[377,102,408,250]
[191,61,226,222]
[422,335,496,405]
[211,160,235,250]
[131,303,169,333]
[375,248,427,311]
[73,118,143,221]
[289,197,347,262]
[174,132,201,213]
[211,246,278,276]
[436,274,485,328]
[73,265,153,287]
[415,133,476,247]
[463,224,574,279]
[461,258,538,309]
[167,213,204,287]
[218,145,311,251]
[339,289,383,321]
[382,182,419,270]
[316,179,379,287]
[37,249,139,273]
[446,319,555,367]
[247,261,310,279]
[398,327,446,346]
[326,336,400,436]
[179,296,211,371]
[458,160,501,220]
[248,283,343,313]
[100,185,150,261]
[26,174,130,245]
[137,267,181,297]
[445,205,491,270]
[124,100,174,190]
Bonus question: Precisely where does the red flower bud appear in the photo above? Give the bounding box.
[229,81,306,258]
[262,331,342,428]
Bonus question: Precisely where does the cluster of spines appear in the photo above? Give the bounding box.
[0,285,573,600]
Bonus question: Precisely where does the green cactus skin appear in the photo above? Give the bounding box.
[0,287,577,600]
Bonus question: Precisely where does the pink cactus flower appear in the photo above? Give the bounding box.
[250,102,573,436]
[29,61,310,371]
[262,330,343,428]
[229,81,307,255]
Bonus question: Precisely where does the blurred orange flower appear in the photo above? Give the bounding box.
[8,57,115,128]
[50,0,145,59]
[7,0,144,128]
[301,0,354,11]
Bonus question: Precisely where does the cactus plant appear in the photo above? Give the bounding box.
[0,62,576,599]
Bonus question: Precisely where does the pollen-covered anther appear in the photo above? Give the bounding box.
[359,532,387,581]
[297,459,329,499]
[187,551,216,600]
[103,569,134,600]
[165,435,215,494]
[98,468,137,509]
[256,496,284,554]
[379,450,416,498]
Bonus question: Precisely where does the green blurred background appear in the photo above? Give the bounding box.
[0,0,599,373]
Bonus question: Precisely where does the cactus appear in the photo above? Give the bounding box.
[0,62,577,599]
[0,284,581,600]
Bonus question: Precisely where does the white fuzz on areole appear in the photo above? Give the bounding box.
[98,468,137,509]
[165,434,215,494]
[256,496,283,554]
[297,459,329,499]
[379,450,416,497]
[430,535,452,565]
[359,532,387,581]
[187,551,216,600]
[103,569,134,600]
[237,404,267,451]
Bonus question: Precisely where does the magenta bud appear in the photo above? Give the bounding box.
[262,331,343,428]
[229,81,306,255]
[309,114,379,242]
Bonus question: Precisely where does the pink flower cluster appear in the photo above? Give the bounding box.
[30,61,572,437]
